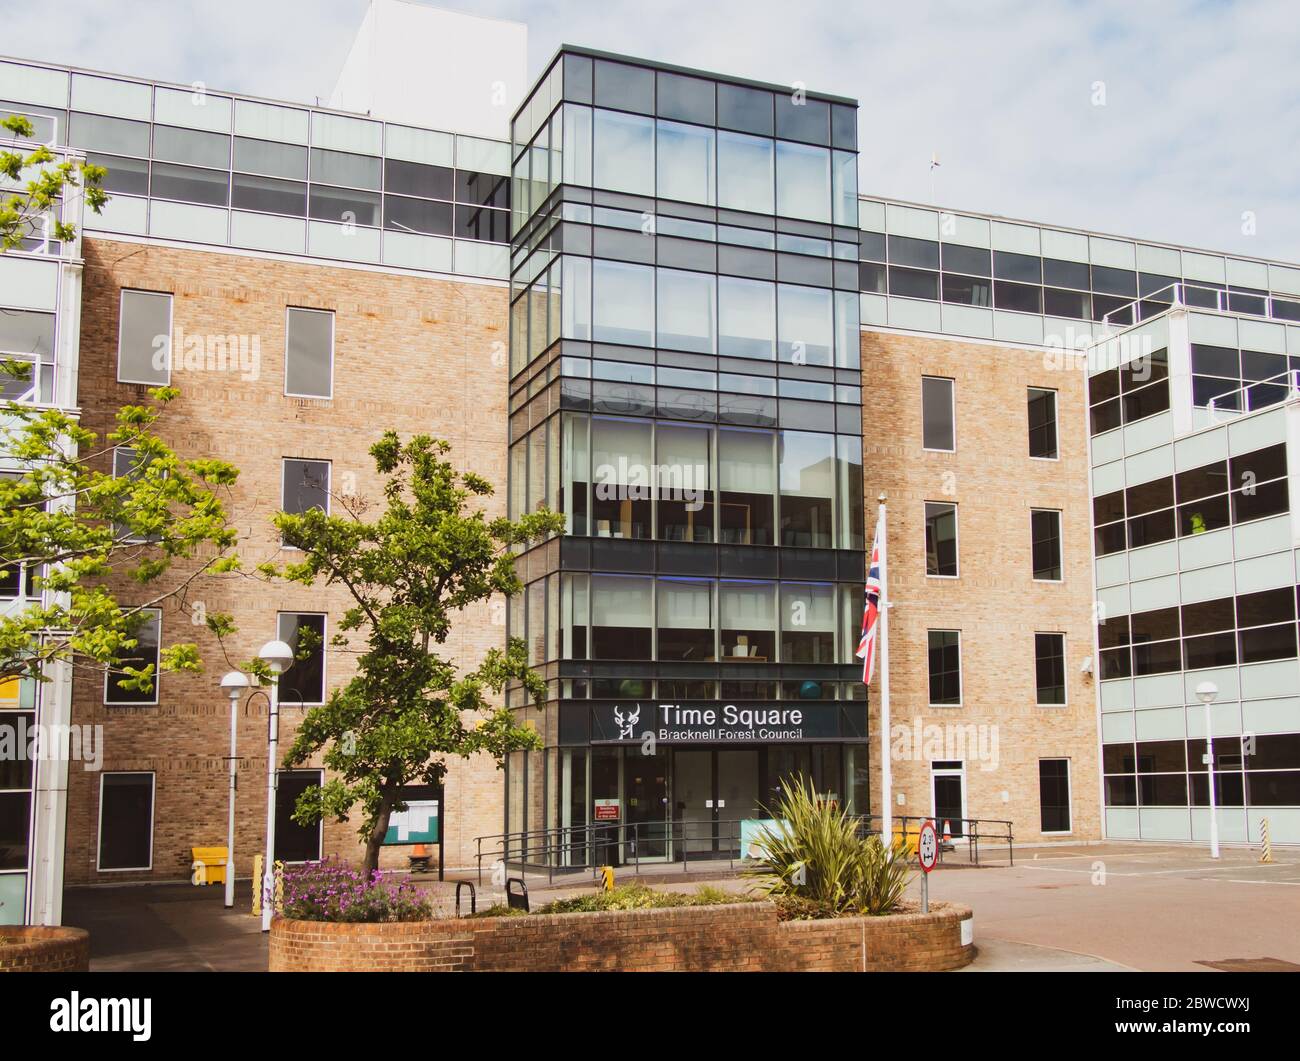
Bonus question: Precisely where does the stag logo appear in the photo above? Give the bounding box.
[613,705,640,740]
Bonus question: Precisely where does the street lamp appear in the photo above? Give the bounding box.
[259,639,295,931]
[219,671,250,909]
[1195,680,1220,860]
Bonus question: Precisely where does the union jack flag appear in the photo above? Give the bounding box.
[856,519,883,683]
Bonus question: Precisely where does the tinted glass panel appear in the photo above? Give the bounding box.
[385,158,453,199]
[234,137,307,179]
[152,124,229,168]
[232,173,306,215]
[384,194,452,236]
[151,162,228,206]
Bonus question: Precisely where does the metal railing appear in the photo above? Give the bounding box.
[1101,281,1283,331]
[474,818,753,885]
[1204,368,1300,423]
[474,813,1014,884]
[855,814,1015,867]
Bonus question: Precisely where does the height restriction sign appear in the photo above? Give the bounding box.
[918,820,939,873]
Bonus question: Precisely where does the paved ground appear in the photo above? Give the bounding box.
[913,842,1300,972]
[58,842,1299,972]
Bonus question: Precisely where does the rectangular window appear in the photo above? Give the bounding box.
[656,119,715,205]
[656,578,714,661]
[276,612,326,705]
[717,130,774,214]
[592,260,654,348]
[281,458,330,527]
[921,376,955,451]
[718,276,775,360]
[104,609,161,705]
[1031,509,1062,581]
[274,770,323,863]
[778,431,835,549]
[590,574,653,660]
[924,501,958,577]
[720,581,776,662]
[1027,387,1058,459]
[927,629,961,706]
[285,307,334,399]
[1038,759,1071,833]
[117,290,172,385]
[719,427,775,546]
[1035,632,1066,705]
[97,772,155,871]
[111,446,162,544]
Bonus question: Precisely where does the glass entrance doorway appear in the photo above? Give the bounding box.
[671,749,762,858]
[625,747,670,859]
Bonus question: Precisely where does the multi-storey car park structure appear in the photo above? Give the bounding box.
[0,1,1296,925]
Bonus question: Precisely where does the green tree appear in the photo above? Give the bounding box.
[1,113,106,249]
[0,387,242,690]
[271,433,562,873]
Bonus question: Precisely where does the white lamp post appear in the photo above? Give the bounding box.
[259,639,295,931]
[219,671,250,909]
[1195,680,1220,860]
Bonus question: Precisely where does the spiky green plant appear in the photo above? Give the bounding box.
[743,775,913,916]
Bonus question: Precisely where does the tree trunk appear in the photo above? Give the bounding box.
[362,793,395,875]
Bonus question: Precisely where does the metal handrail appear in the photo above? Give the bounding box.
[474,812,1015,883]
[1101,280,1281,331]
[1205,368,1300,423]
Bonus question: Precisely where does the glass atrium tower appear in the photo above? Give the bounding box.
[504,48,869,861]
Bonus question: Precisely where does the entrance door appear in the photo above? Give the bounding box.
[673,750,713,857]
[931,761,966,839]
[624,748,670,860]
[716,750,761,856]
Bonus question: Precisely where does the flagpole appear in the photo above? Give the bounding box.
[877,493,892,846]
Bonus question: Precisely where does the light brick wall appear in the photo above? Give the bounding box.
[860,329,1101,843]
[66,238,512,884]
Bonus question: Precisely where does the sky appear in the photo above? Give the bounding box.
[9,0,1300,260]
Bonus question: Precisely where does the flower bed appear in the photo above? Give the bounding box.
[278,858,433,923]
[269,897,974,972]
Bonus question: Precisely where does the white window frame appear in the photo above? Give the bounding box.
[1034,631,1068,706]
[283,306,335,400]
[276,611,328,707]
[927,627,963,708]
[1027,386,1060,462]
[112,445,164,545]
[1030,507,1064,583]
[280,457,332,548]
[96,771,156,872]
[116,289,173,386]
[921,375,956,453]
[103,607,162,706]
[275,768,324,864]
[929,761,967,839]
[923,499,959,579]
[1038,757,1073,836]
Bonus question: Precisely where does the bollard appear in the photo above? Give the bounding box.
[1260,818,1273,863]
[599,865,615,891]
[252,854,263,917]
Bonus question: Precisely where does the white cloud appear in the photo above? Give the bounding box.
[12,0,1299,259]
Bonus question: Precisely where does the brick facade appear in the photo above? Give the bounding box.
[860,329,1101,843]
[65,237,512,884]
[268,901,974,972]
[59,236,1103,895]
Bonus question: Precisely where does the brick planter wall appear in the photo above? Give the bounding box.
[0,927,91,972]
[270,901,973,972]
